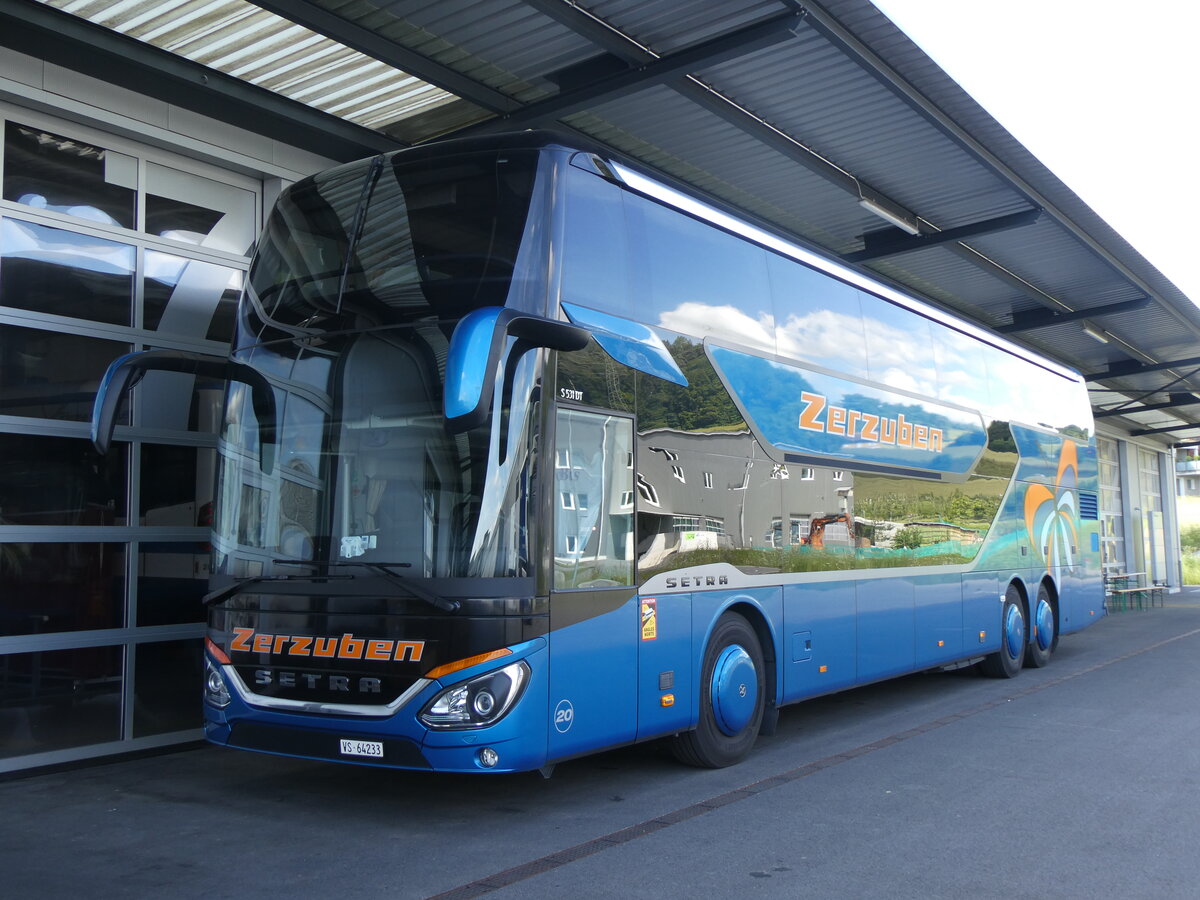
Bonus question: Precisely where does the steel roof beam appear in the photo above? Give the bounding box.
[252,1,520,114]
[843,208,1042,264]
[1094,394,1200,419]
[467,12,804,132]
[514,2,905,214]
[1131,423,1200,437]
[521,0,654,64]
[0,0,398,161]
[995,296,1152,334]
[1088,355,1200,381]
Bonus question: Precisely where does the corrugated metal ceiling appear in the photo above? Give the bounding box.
[37,0,464,129]
[21,0,1200,443]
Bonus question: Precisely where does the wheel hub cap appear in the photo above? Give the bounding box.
[711,645,757,736]
[1004,603,1025,659]
[1036,598,1054,651]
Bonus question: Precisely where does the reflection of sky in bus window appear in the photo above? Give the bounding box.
[561,165,633,318]
[657,301,777,354]
[977,345,1020,423]
[630,193,771,339]
[931,326,992,412]
[982,346,1083,431]
[767,254,866,373]
[859,291,936,394]
[293,351,333,393]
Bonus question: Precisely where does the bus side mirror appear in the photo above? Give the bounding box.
[444,307,590,433]
[92,349,278,474]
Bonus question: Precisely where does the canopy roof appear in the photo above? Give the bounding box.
[8,0,1198,443]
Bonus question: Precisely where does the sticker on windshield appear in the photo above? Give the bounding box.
[341,535,377,557]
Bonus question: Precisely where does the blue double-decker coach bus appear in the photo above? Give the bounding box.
[93,131,1102,773]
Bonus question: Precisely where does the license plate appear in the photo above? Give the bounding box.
[339,738,384,758]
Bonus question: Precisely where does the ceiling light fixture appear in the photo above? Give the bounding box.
[1081,321,1110,343]
[858,196,920,235]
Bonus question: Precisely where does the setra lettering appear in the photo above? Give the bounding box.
[664,573,731,588]
[254,670,386,694]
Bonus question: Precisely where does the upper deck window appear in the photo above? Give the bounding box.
[248,150,540,335]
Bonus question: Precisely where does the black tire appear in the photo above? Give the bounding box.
[979,584,1026,678]
[672,611,766,768]
[1025,583,1057,668]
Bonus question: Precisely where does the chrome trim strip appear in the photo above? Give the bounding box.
[223,665,430,718]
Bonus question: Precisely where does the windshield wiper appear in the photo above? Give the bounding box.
[202,573,354,606]
[273,560,461,614]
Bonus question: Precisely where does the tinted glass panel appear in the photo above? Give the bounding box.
[0,646,123,758]
[141,443,215,526]
[625,192,773,347]
[1,217,135,325]
[854,472,1004,565]
[0,543,125,635]
[931,325,992,412]
[0,325,130,421]
[3,122,136,229]
[134,365,226,435]
[981,345,1086,435]
[859,292,936,394]
[637,446,785,579]
[0,433,127,526]
[145,162,255,255]
[133,640,203,737]
[766,252,866,372]
[556,339,635,413]
[635,331,745,433]
[249,150,538,330]
[137,543,208,627]
[554,409,634,588]
[144,250,242,343]
[561,163,633,318]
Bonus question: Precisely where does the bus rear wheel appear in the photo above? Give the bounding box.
[672,611,765,768]
[979,585,1025,678]
[1025,583,1057,668]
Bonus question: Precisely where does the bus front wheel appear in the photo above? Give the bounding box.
[672,611,765,768]
[979,585,1026,678]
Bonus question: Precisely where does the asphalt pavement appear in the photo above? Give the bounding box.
[4,588,1200,899]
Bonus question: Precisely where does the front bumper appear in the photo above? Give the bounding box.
[204,637,550,773]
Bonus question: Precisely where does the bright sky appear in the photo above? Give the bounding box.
[869,0,1200,306]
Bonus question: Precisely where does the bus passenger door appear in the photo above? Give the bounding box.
[547,409,638,761]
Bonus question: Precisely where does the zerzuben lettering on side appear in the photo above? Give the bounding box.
[797,391,943,452]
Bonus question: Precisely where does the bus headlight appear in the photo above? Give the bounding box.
[420,661,529,729]
[205,659,231,708]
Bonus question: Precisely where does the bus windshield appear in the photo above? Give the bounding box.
[211,149,545,580]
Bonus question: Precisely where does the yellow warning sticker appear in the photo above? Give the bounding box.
[641,598,657,641]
